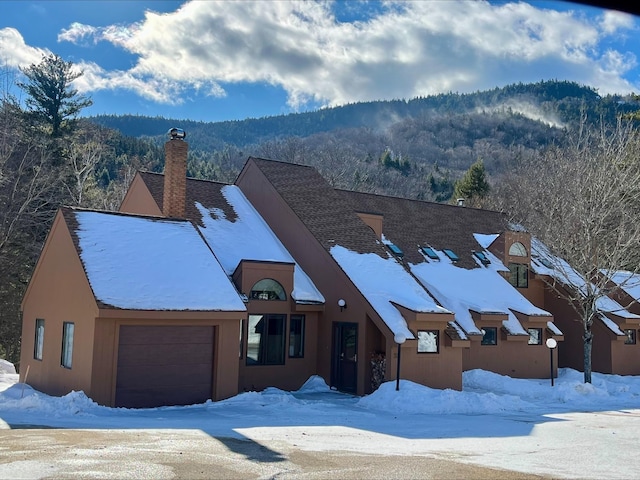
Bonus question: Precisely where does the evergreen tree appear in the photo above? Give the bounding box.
[18,53,93,138]
[453,159,490,205]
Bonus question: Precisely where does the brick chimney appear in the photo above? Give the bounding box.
[163,128,187,218]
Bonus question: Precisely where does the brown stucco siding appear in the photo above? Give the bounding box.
[119,173,163,217]
[20,211,99,397]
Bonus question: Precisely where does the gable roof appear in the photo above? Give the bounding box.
[338,189,508,269]
[334,189,553,336]
[245,158,387,256]
[530,237,639,335]
[244,158,455,339]
[607,270,640,304]
[61,207,246,311]
[137,170,324,304]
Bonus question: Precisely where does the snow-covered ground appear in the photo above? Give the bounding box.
[2,359,640,479]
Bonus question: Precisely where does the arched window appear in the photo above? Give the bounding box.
[509,242,527,257]
[250,278,286,301]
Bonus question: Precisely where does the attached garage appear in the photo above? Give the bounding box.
[115,325,215,408]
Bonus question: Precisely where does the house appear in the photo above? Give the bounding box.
[529,239,640,375]
[121,143,462,395]
[335,189,562,378]
[19,207,246,408]
[22,131,570,407]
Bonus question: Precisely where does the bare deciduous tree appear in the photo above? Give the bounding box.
[489,118,640,383]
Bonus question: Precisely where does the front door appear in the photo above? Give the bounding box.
[332,322,358,393]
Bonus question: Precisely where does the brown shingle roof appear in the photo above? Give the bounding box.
[338,190,509,269]
[246,157,388,257]
[139,171,237,225]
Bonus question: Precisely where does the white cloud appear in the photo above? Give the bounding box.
[0,28,48,68]
[17,0,640,108]
[599,10,635,34]
[58,22,99,45]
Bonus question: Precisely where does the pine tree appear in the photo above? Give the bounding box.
[453,159,490,205]
[18,53,93,138]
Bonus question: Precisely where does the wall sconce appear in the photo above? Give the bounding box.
[338,298,347,311]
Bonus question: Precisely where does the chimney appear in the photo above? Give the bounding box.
[163,128,187,218]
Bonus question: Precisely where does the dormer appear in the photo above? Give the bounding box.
[488,231,532,289]
[232,260,295,313]
[356,211,383,240]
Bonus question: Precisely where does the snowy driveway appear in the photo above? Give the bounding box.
[2,369,640,478]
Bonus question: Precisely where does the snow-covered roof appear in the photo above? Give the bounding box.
[530,237,640,323]
[409,240,551,336]
[330,245,451,339]
[73,210,246,311]
[607,270,640,303]
[196,185,324,304]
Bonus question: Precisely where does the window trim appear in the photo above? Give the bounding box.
[61,321,74,369]
[527,327,543,345]
[250,278,286,301]
[624,329,636,345]
[246,314,286,366]
[509,242,528,257]
[481,327,498,346]
[508,262,529,288]
[288,315,305,358]
[417,329,439,354]
[34,318,45,361]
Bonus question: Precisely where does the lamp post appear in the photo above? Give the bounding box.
[394,333,406,391]
[546,338,558,386]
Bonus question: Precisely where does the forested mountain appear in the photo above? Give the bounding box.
[90,79,640,200]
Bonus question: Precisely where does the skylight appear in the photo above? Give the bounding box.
[538,257,554,269]
[443,249,459,262]
[421,246,439,260]
[387,243,404,257]
[473,251,491,266]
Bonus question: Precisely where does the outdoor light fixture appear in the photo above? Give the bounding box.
[394,333,407,391]
[546,338,558,386]
[338,298,347,311]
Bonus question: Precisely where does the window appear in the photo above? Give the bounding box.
[34,318,44,361]
[61,322,74,369]
[509,242,527,257]
[443,249,459,261]
[624,329,636,345]
[509,263,529,288]
[387,243,404,257]
[289,315,305,358]
[417,330,439,353]
[250,279,286,301]
[247,314,285,365]
[239,318,244,359]
[481,327,497,345]
[473,251,491,266]
[421,246,439,260]
[528,328,543,345]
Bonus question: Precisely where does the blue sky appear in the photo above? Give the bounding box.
[1,1,638,122]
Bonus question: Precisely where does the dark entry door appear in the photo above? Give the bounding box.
[332,322,358,393]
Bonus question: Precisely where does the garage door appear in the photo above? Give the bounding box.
[115,325,214,408]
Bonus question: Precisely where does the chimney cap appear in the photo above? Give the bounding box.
[168,127,186,140]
